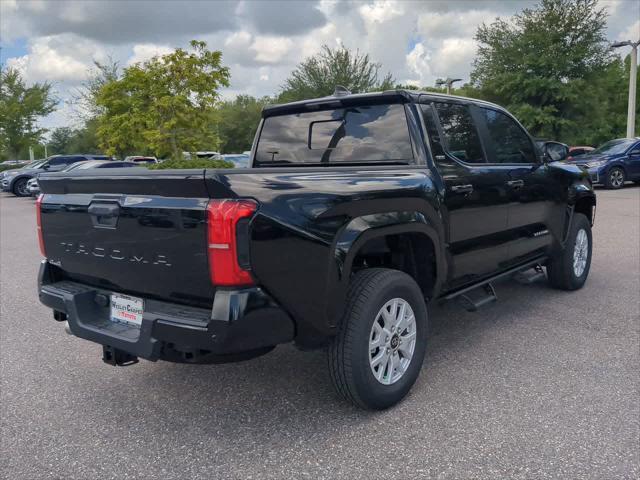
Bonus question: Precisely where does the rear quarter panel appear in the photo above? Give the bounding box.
[206,167,443,345]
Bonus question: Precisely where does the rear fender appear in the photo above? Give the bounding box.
[327,209,445,329]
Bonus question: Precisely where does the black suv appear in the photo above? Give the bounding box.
[37,90,595,409]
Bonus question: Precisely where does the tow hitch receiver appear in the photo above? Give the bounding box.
[102,345,139,366]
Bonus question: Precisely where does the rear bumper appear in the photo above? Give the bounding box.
[38,260,295,363]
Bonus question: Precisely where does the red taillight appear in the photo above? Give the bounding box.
[206,199,257,286]
[36,194,46,257]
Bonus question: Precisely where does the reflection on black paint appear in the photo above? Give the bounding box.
[256,104,413,164]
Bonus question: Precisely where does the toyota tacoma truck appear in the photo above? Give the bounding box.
[37,89,596,409]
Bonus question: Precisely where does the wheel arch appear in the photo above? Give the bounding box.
[574,193,596,226]
[326,211,445,330]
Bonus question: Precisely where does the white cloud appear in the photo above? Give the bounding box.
[6,35,101,83]
[432,38,477,78]
[2,0,638,131]
[418,10,495,40]
[127,44,174,66]
[250,36,294,64]
[616,19,639,42]
[405,42,432,85]
[359,0,404,25]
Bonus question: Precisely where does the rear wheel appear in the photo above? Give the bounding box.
[605,167,625,189]
[328,268,428,410]
[547,213,592,290]
[12,178,29,197]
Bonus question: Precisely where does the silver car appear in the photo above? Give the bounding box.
[27,177,40,197]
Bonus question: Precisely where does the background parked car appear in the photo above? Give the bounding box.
[1,154,114,196]
[182,151,220,160]
[26,177,40,197]
[0,160,29,167]
[27,160,141,197]
[565,138,640,189]
[220,153,250,168]
[124,156,158,164]
[63,160,140,171]
[567,146,595,160]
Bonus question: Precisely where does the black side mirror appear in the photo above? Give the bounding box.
[42,164,50,170]
[542,142,568,162]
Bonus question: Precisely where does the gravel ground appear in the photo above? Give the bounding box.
[1,186,638,479]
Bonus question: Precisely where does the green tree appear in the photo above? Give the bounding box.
[70,58,120,122]
[67,119,102,154]
[0,66,57,159]
[48,127,75,154]
[279,45,395,102]
[575,54,639,144]
[217,95,270,153]
[471,0,611,141]
[96,40,230,159]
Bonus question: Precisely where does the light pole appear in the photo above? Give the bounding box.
[435,77,462,95]
[612,40,639,138]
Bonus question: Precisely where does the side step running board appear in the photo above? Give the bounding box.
[514,264,546,284]
[442,257,547,311]
[456,283,497,312]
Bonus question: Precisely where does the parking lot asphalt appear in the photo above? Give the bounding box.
[1,187,639,479]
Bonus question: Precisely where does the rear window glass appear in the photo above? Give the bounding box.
[255,104,413,164]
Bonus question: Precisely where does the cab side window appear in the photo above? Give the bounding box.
[420,104,446,160]
[433,103,485,164]
[480,108,536,164]
[47,156,71,166]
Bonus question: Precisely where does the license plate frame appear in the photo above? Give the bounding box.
[110,292,144,327]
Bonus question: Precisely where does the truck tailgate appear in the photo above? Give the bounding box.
[38,169,215,307]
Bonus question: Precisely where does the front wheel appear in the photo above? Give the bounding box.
[328,268,428,410]
[605,167,625,189]
[547,213,592,290]
[12,178,30,197]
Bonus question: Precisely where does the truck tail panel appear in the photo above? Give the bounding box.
[38,170,215,307]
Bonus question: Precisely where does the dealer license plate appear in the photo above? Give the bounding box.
[110,293,144,327]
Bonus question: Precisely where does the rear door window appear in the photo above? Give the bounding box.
[433,103,485,164]
[255,104,413,165]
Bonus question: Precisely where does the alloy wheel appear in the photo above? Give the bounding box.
[14,179,29,197]
[369,298,417,385]
[609,169,624,188]
[573,228,589,277]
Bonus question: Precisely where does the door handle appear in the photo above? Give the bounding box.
[506,180,524,188]
[451,184,473,194]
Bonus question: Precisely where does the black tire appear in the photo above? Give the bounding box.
[547,213,592,290]
[327,268,428,410]
[605,167,625,189]
[12,177,29,197]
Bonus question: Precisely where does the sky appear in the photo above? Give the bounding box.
[1,0,639,132]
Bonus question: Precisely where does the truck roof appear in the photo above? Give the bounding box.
[262,89,507,117]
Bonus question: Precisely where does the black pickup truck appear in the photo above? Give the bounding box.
[37,90,596,409]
